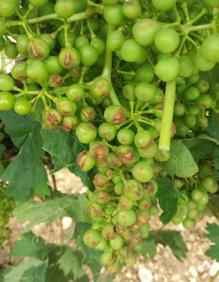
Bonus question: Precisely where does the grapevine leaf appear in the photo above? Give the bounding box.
[205,223,219,261]
[11,232,51,259]
[0,112,50,202]
[138,236,157,259]
[0,111,41,148]
[1,137,50,202]
[153,230,187,260]
[41,128,84,167]
[14,195,89,230]
[183,138,218,162]
[57,248,84,279]
[157,177,178,224]
[0,132,4,142]
[4,258,47,282]
[208,197,219,218]
[207,121,219,141]
[164,140,199,178]
[74,223,102,281]
[201,64,219,83]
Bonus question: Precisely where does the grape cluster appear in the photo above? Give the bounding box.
[0,0,218,272]
[174,78,218,136]
[172,162,218,229]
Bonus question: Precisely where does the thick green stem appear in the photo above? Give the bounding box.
[101,25,120,105]
[159,80,176,152]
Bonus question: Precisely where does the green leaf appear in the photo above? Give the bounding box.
[207,122,219,141]
[4,258,47,282]
[205,223,219,261]
[11,232,50,260]
[201,64,219,83]
[198,134,219,146]
[0,112,50,202]
[42,128,84,168]
[1,137,50,202]
[0,112,41,148]
[208,196,219,218]
[153,230,187,260]
[138,236,157,259]
[157,177,178,224]
[0,132,4,142]
[57,248,84,280]
[164,140,199,178]
[183,138,218,162]
[14,195,89,231]
[74,223,101,281]
[41,129,94,188]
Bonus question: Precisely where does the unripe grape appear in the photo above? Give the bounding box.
[135,82,157,102]
[87,203,104,219]
[104,105,126,125]
[98,123,117,141]
[110,235,124,250]
[122,83,135,101]
[154,28,180,54]
[83,229,101,248]
[155,57,180,82]
[89,142,109,162]
[14,98,31,115]
[28,38,50,60]
[134,130,153,148]
[116,145,138,167]
[122,0,142,19]
[59,47,80,69]
[102,224,115,240]
[55,97,77,116]
[55,0,76,18]
[0,74,14,92]
[0,92,15,111]
[75,122,97,144]
[152,0,176,11]
[117,128,135,145]
[0,0,17,17]
[117,209,137,227]
[202,176,218,193]
[123,179,143,201]
[91,77,111,99]
[80,106,96,122]
[76,151,95,172]
[103,4,124,26]
[132,19,160,46]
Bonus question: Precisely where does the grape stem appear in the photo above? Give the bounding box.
[7,7,101,27]
[159,80,176,152]
[101,25,120,106]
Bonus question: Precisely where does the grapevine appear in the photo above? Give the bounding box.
[0,0,218,277]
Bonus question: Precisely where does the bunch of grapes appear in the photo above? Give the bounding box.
[0,0,218,272]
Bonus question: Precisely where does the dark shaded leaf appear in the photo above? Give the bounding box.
[42,128,84,167]
[138,236,157,259]
[14,195,88,231]
[157,177,178,224]
[57,248,84,279]
[153,230,187,260]
[4,258,47,282]
[0,112,50,202]
[12,232,50,260]
[205,223,219,261]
